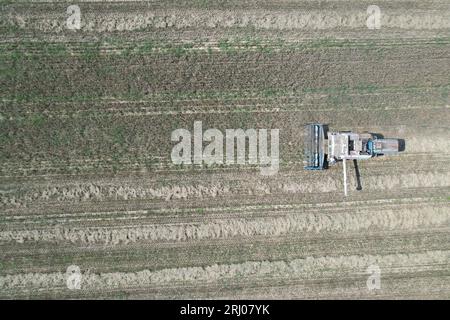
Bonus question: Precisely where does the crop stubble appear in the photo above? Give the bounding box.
[0,1,449,299]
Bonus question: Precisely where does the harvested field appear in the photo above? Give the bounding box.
[0,0,449,299]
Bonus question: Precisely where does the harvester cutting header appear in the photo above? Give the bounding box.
[304,124,402,196]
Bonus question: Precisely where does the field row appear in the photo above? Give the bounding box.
[3,1,450,35]
[1,249,448,298]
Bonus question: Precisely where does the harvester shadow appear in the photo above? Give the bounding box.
[353,160,363,191]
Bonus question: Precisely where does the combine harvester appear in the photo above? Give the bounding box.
[304,124,400,196]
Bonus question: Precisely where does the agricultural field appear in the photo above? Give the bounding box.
[0,0,449,299]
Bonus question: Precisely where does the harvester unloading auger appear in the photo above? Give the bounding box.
[304,124,401,196]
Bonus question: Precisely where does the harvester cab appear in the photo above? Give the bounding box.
[304,123,401,196]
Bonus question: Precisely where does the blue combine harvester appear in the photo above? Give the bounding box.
[304,123,401,195]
